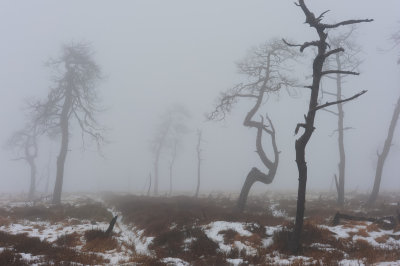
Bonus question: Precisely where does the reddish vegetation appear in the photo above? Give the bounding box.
[0,193,399,265]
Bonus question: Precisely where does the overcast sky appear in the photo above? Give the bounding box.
[0,0,399,197]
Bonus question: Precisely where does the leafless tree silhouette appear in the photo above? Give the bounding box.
[30,42,105,204]
[284,0,372,253]
[321,26,362,206]
[208,39,299,212]
[151,104,189,195]
[366,27,400,207]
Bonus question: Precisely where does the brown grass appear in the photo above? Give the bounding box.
[7,203,112,223]
[0,249,29,266]
[0,231,106,264]
[104,194,284,236]
[55,232,81,247]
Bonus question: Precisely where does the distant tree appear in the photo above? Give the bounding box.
[321,26,362,206]
[366,28,400,207]
[283,0,372,253]
[30,42,104,204]
[194,129,202,198]
[151,104,190,195]
[5,125,39,199]
[208,39,299,212]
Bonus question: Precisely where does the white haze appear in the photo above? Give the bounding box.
[0,1,399,196]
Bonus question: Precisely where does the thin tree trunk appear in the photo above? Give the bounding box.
[366,96,400,206]
[27,158,36,200]
[147,173,151,196]
[168,142,177,196]
[195,130,202,198]
[169,162,173,196]
[336,55,346,206]
[291,50,325,254]
[52,86,72,205]
[153,151,160,195]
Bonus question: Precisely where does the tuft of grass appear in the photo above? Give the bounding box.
[0,249,29,266]
[0,231,106,264]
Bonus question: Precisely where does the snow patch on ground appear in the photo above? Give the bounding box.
[161,257,190,266]
[203,221,256,255]
[269,203,288,218]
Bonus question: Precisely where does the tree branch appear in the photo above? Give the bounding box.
[282,38,320,52]
[321,70,359,76]
[324,48,344,58]
[312,90,367,112]
[323,19,374,29]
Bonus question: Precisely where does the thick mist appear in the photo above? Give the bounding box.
[0,0,399,197]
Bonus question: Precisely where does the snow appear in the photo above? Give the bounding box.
[338,259,366,266]
[105,207,154,255]
[203,221,256,254]
[320,222,400,250]
[226,258,244,265]
[161,257,190,266]
[269,203,288,218]
[376,260,400,265]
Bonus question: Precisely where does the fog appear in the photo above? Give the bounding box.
[0,0,399,196]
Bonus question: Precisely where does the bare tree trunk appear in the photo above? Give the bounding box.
[291,42,326,254]
[336,55,346,206]
[287,1,371,253]
[168,162,173,196]
[147,173,151,196]
[366,96,400,207]
[153,151,160,195]
[52,86,72,205]
[168,142,177,196]
[236,167,275,211]
[27,158,36,200]
[194,130,202,198]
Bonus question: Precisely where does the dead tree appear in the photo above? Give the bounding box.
[168,140,178,196]
[208,39,299,212]
[284,0,372,253]
[31,42,104,205]
[147,173,151,196]
[5,126,39,199]
[194,129,202,198]
[322,26,362,206]
[151,104,189,195]
[366,28,400,207]
[366,96,400,206]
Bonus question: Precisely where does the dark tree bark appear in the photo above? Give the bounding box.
[286,0,372,253]
[105,215,118,236]
[366,96,400,207]
[194,129,202,198]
